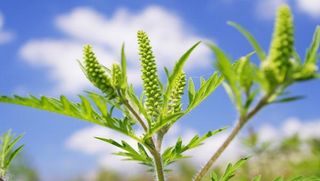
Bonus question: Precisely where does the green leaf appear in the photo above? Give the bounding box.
[126,86,152,125]
[79,95,94,119]
[305,26,320,65]
[4,145,24,169]
[272,96,305,104]
[164,67,170,81]
[186,72,223,112]
[289,176,304,181]
[251,175,262,181]
[188,77,196,104]
[0,94,139,140]
[211,172,219,181]
[95,137,122,147]
[162,42,201,114]
[162,128,225,167]
[0,94,102,125]
[4,134,23,158]
[87,92,108,117]
[206,42,242,110]
[187,127,226,149]
[96,137,153,167]
[210,157,249,181]
[147,112,184,138]
[235,52,256,95]
[228,21,266,61]
[0,130,24,177]
[273,177,284,181]
[120,43,128,90]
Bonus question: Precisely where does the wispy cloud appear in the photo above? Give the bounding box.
[255,0,287,20]
[296,0,320,18]
[19,6,211,94]
[0,12,14,44]
[65,118,320,177]
[255,0,320,20]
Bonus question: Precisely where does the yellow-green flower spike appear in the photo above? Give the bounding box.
[265,5,294,83]
[83,45,114,96]
[137,31,162,118]
[168,72,186,114]
[112,64,121,88]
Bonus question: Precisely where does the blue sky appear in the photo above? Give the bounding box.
[0,0,320,180]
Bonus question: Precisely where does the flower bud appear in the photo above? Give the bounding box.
[137,31,163,118]
[265,5,294,83]
[112,64,121,88]
[83,45,114,96]
[168,72,186,114]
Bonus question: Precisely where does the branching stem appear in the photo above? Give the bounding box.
[117,90,148,132]
[123,100,148,132]
[119,91,165,181]
[193,94,270,181]
[150,148,165,181]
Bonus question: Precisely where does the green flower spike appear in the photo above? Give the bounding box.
[83,45,114,96]
[264,5,294,83]
[137,31,163,119]
[168,72,186,114]
[112,63,121,88]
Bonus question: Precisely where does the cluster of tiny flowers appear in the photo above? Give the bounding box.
[264,5,294,83]
[83,45,114,96]
[137,31,163,118]
[168,72,186,114]
[112,64,121,88]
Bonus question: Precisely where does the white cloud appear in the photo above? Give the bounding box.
[255,0,287,19]
[256,0,320,20]
[0,13,14,44]
[65,118,320,176]
[20,40,116,93]
[282,118,320,139]
[296,0,320,18]
[66,125,147,176]
[19,6,210,94]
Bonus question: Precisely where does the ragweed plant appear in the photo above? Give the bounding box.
[0,130,24,181]
[0,31,223,181]
[193,5,320,181]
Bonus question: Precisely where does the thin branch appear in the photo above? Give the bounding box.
[123,100,148,132]
[150,149,166,181]
[118,90,165,180]
[193,95,270,181]
[117,90,148,132]
[156,132,165,151]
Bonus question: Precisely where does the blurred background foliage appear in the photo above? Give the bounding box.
[7,155,39,181]
[10,130,319,181]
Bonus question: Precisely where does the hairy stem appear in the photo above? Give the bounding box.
[193,95,270,181]
[156,133,165,151]
[151,149,165,181]
[122,99,148,132]
[119,92,165,181]
[0,151,5,179]
[117,89,148,132]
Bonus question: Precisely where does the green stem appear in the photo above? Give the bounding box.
[118,91,165,181]
[151,148,165,181]
[156,133,165,151]
[0,150,5,178]
[193,95,270,181]
[117,90,148,132]
[123,99,148,132]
